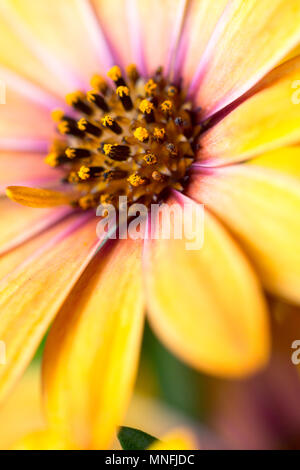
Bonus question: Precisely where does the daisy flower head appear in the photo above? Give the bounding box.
[0,0,300,449]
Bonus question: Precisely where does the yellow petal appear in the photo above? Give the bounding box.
[12,429,73,450]
[198,56,300,165]
[42,239,145,450]
[144,196,270,377]
[6,186,72,208]
[0,0,109,93]
[0,9,66,98]
[188,162,300,304]
[0,215,100,403]
[192,0,300,118]
[149,428,198,451]
[0,366,44,450]
[248,146,300,179]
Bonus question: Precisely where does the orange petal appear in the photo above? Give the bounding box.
[191,0,300,118]
[93,0,188,76]
[0,86,53,143]
[0,198,71,255]
[42,239,145,450]
[0,152,60,191]
[179,0,228,85]
[0,215,100,403]
[198,56,300,165]
[6,186,73,208]
[144,195,269,377]
[130,0,188,75]
[188,162,300,304]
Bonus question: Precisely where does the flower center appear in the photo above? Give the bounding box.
[46,65,200,210]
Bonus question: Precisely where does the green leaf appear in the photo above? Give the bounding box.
[118,426,159,450]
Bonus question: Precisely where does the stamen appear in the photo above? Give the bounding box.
[44,63,199,211]
[79,194,97,210]
[145,79,157,96]
[78,165,103,181]
[103,144,131,161]
[144,153,158,165]
[65,148,91,160]
[160,100,173,114]
[128,174,148,187]
[77,118,102,137]
[90,74,108,95]
[87,91,109,112]
[116,86,133,111]
[126,64,139,83]
[102,169,128,181]
[102,115,122,135]
[153,127,166,141]
[134,127,149,142]
[45,152,61,167]
[107,66,126,87]
[139,99,155,123]
[51,109,65,123]
[66,91,92,115]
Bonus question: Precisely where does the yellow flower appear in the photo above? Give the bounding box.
[0,0,299,450]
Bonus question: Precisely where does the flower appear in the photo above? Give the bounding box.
[0,0,299,449]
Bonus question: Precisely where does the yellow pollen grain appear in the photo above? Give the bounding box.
[90,74,107,93]
[66,91,85,106]
[160,100,173,113]
[51,109,65,123]
[134,127,149,142]
[79,194,95,210]
[102,115,113,127]
[103,144,113,155]
[144,79,157,95]
[78,166,90,180]
[65,148,76,159]
[86,90,97,103]
[128,174,147,187]
[116,86,129,97]
[68,171,80,183]
[100,194,114,205]
[58,121,70,135]
[153,127,165,140]
[144,153,157,165]
[139,99,154,114]
[45,153,59,167]
[107,65,122,82]
[77,118,88,131]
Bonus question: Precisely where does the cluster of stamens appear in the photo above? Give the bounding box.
[46,65,200,210]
